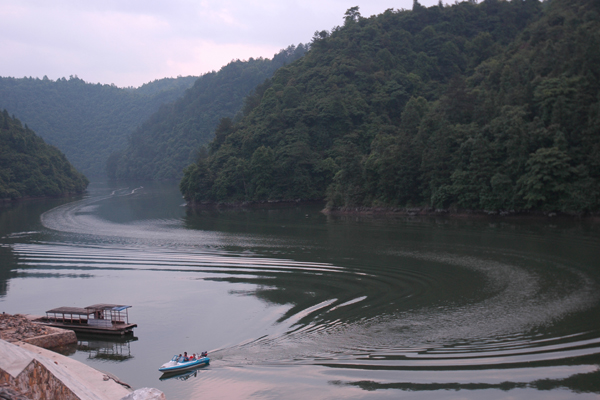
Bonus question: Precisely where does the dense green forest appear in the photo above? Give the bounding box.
[109,45,307,181]
[0,75,197,178]
[0,110,88,199]
[180,0,600,214]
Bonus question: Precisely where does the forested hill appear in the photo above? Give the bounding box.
[180,0,600,214]
[109,45,308,181]
[0,110,88,199]
[0,75,197,178]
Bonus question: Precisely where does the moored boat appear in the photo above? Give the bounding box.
[34,304,137,335]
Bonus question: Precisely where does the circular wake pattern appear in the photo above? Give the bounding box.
[25,192,600,373]
[11,240,599,371]
[215,252,599,369]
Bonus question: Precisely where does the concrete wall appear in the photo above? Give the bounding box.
[22,327,76,349]
[0,340,132,400]
[0,358,79,400]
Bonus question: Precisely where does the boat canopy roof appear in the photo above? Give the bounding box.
[85,304,132,311]
[46,307,92,315]
[45,305,132,314]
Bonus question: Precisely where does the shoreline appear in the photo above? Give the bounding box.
[0,339,133,400]
[185,200,600,221]
[0,313,132,399]
[0,192,86,206]
[322,206,600,220]
[0,313,164,400]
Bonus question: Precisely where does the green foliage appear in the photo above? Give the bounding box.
[250,146,276,199]
[111,45,308,181]
[0,75,197,178]
[181,0,600,213]
[0,111,88,199]
[179,159,214,203]
[517,147,577,210]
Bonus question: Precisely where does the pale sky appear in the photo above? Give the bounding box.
[1,0,443,88]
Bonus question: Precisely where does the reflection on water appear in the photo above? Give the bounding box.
[0,195,81,297]
[76,334,138,362]
[0,182,599,399]
[159,365,209,382]
[0,245,17,297]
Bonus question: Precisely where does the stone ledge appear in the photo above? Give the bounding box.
[22,326,77,349]
[1,313,77,349]
[0,314,163,399]
[0,339,132,400]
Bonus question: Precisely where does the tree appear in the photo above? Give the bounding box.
[250,146,275,199]
[180,160,214,203]
[517,147,577,210]
[1,110,9,130]
[344,6,361,25]
[0,112,88,199]
[178,0,600,214]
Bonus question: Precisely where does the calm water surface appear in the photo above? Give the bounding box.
[1,182,599,400]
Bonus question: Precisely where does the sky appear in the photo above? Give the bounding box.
[1,0,444,88]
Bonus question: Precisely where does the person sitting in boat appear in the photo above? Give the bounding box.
[201,351,208,358]
[183,352,189,361]
[191,353,197,359]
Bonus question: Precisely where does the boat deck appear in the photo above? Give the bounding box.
[34,318,137,335]
[33,304,137,336]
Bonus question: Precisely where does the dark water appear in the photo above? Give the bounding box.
[1,182,599,400]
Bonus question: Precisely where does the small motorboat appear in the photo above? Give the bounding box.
[159,354,210,373]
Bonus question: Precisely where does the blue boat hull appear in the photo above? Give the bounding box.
[158,357,210,373]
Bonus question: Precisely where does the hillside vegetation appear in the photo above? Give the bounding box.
[109,45,307,180]
[0,75,197,178]
[0,110,88,199]
[180,0,600,214]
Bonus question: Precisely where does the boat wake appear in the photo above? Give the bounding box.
[10,189,599,389]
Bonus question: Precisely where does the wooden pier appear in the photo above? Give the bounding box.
[34,304,137,336]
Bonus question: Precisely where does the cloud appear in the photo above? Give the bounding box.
[0,0,445,87]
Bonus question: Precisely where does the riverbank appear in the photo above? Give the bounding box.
[0,339,132,400]
[0,192,86,205]
[185,198,325,208]
[185,199,600,221]
[0,313,163,400]
[0,313,77,348]
[323,206,600,220]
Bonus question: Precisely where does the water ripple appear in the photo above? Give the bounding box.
[17,193,599,379]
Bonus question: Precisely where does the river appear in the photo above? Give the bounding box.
[1,182,599,400]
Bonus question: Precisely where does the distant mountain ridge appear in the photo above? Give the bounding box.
[0,75,197,178]
[109,44,308,181]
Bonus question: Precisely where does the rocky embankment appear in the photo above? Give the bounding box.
[0,314,50,343]
[0,385,30,400]
[1,313,164,400]
[0,313,64,400]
